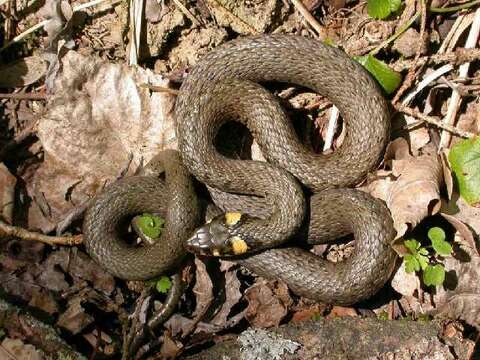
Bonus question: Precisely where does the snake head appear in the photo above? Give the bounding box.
[185,212,249,256]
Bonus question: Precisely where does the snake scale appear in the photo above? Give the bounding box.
[84,36,397,314]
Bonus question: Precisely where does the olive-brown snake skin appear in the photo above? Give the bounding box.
[84,35,397,312]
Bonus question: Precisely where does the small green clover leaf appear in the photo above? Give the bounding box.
[404,239,420,253]
[423,264,446,287]
[404,253,419,273]
[155,276,172,294]
[136,213,165,239]
[428,227,452,256]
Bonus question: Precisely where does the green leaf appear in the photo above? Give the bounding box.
[418,248,429,256]
[389,0,402,12]
[404,254,420,273]
[354,54,402,94]
[404,239,420,254]
[155,276,172,294]
[367,0,402,19]
[367,0,391,19]
[448,136,480,206]
[423,264,446,287]
[417,253,429,270]
[427,227,445,242]
[136,213,165,239]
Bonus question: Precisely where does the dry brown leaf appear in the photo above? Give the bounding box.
[0,163,16,224]
[57,296,94,334]
[0,338,42,360]
[43,248,115,294]
[245,280,290,328]
[433,245,480,329]
[326,306,358,318]
[442,196,480,242]
[192,258,213,318]
[368,139,443,239]
[30,51,176,231]
[211,261,243,327]
[0,57,47,88]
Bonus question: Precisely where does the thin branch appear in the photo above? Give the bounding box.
[172,0,201,27]
[0,92,47,100]
[391,47,480,72]
[439,7,480,150]
[323,106,339,151]
[370,12,420,56]
[395,104,476,138]
[430,0,480,13]
[290,0,326,37]
[0,220,83,246]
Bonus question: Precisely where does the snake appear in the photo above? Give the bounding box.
[83,35,398,337]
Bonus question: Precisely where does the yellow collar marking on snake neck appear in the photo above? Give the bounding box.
[225,212,242,226]
[231,236,248,255]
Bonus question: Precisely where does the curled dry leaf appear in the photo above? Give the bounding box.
[368,138,443,239]
[192,258,213,318]
[210,261,243,328]
[30,51,176,231]
[433,245,480,329]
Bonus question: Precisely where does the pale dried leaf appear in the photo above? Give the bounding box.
[434,246,480,329]
[0,57,47,88]
[0,163,16,223]
[369,141,443,238]
[391,262,421,297]
[31,51,176,230]
[442,196,480,240]
[441,213,478,255]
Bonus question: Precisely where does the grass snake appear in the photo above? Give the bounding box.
[83,35,398,331]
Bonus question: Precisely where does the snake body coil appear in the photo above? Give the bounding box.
[84,35,397,307]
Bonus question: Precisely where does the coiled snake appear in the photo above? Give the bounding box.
[83,36,397,321]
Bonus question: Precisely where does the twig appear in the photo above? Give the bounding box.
[128,0,144,66]
[0,0,121,53]
[370,12,420,56]
[430,0,480,13]
[0,92,47,100]
[172,0,201,27]
[0,219,83,246]
[395,104,476,138]
[439,7,480,150]
[206,0,258,34]
[401,64,453,105]
[140,84,179,96]
[392,0,427,104]
[323,106,339,151]
[290,0,326,37]
[391,47,480,72]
